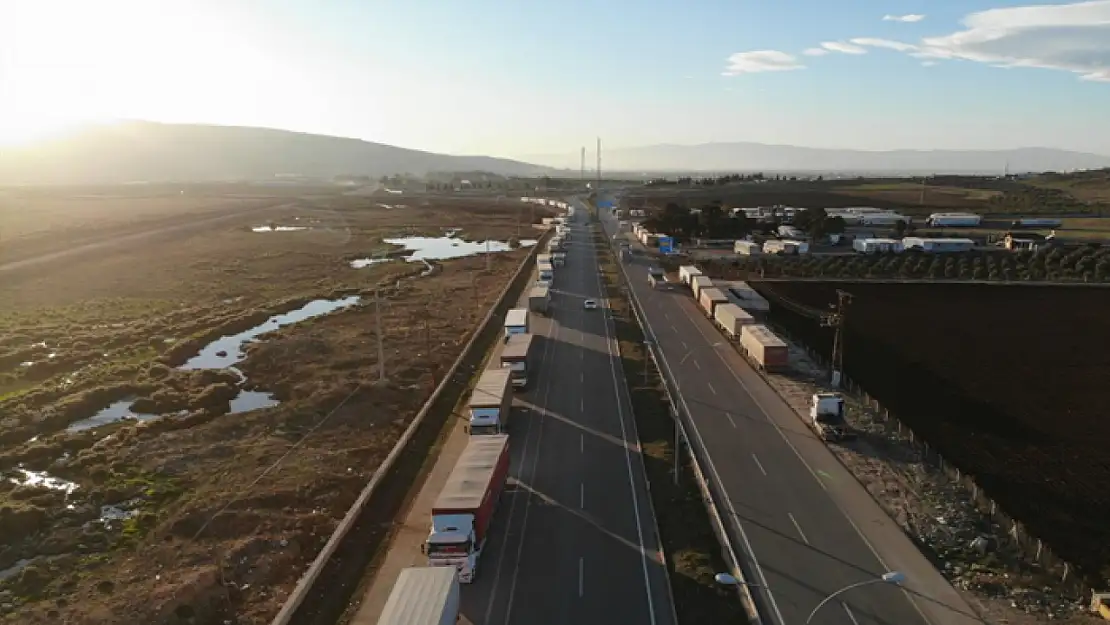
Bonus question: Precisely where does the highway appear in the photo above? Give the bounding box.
[595,204,938,625]
[459,208,675,625]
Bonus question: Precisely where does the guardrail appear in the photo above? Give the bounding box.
[593,214,765,625]
[271,230,551,625]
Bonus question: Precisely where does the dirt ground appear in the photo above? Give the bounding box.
[0,187,553,624]
[754,282,1110,596]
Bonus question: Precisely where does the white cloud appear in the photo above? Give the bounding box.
[883,14,926,22]
[722,50,805,75]
[849,37,919,53]
[803,47,830,57]
[921,61,938,67]
[821,41,868,55]
[916,0,1110,81]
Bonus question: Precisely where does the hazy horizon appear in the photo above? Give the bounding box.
[3,0,1109,159]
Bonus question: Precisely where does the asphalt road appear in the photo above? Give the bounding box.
[597,207,932,625]
[459,210,675,625]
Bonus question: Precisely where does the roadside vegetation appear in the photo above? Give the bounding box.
[591,217,745,625]
[629,170,1110,216]
[698,244,1110,283]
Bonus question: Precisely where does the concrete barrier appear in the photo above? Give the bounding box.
[271,230,551,625]
[596,222,765,625]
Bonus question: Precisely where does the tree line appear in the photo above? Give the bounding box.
[700,244,1110,283]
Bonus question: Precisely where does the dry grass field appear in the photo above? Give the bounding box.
[0,187,552,624]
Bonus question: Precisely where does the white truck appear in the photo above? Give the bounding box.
[926,212,982,227]
[467,367,513,435]
[810,393,855,442]
[504,307,529,340]
[552,251,566,266]
[528,285,550,314]
[376,567,459,625]
[537,262,554,284]
[499,333,535,390]
[678,265,703,284]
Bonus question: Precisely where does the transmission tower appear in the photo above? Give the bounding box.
[819,289,853,388]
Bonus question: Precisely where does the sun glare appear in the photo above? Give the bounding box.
[1,0,290,147]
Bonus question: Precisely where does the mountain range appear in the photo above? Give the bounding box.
[0,121,558,186]
[523,143,1110,175]
[3,121,1109,186]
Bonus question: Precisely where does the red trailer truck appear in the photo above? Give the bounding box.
[423,434,510,583]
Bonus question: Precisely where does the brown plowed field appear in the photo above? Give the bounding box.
[0,186,552,624]
[753,281,1110,584]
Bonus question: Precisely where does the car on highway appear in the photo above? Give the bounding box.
[583,299,599,310]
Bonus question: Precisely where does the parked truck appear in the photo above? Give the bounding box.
[678,265,703,284]
[537,262,554,284]
[714,303,755,339]
[552,251,566,266]
[467,367,513,435]
[926,212,982,227]
[504,308,529,340]
[810,393,855,442]
[698,287,729,318]
[376,567,459,625]
[528,285,550,315]
[740,324,789,372]
[500,334,535,390]
[424,434,510,583]
[690,275,712,301]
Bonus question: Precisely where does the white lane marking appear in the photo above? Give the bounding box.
[579,557,585,598]
[681,340,688,350]
[725,411,737,428]
[580,372,584,383]
[580,483,585,509]
[629,287,786,625]
[590,239,659,625]
[752,453,767,476]
[788,513,810,545]
[483,287,559,624]
[670,295,934,625]
[664,312,670,321]
[500,289,562,624]
[580,397,585,413]
[672,324,679,334]
[580,433,584,454]
[707,382,717,395]
[692,359,701,370]
[843,602,861,625]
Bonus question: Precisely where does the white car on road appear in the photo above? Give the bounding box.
[583,299,599,310]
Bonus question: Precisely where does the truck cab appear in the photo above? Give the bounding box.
[809,393,855,442]
[503,308,529,341]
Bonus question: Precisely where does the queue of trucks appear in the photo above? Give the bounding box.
[376,208,572,625]
[679,265,789,372]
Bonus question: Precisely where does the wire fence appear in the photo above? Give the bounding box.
[775,329,1091,600]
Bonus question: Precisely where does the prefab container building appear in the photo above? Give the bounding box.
[734,240,762,256]
[714,303,755,339]
[698,287,729,318]
[858,212,910,227]
[740,324,789,372]
[902,237,976,253]
[925,212,982,227]
[763,240,809,255]
[853,238,904,254]
[690,275,712,300]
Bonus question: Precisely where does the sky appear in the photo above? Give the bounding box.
[2,0,1109,158]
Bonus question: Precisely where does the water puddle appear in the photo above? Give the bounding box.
[68,297,359,430]
[383,234,537,262]
[67,398,157,432]
[181,296,360,370]
[0,558,34,582]
[8,468,79,494]
[252,225,308,232]
[350,257,392,269]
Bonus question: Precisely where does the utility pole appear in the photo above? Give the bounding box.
[596,137,602,192]
[580,146,586,185]
[820,290,853,388]
[485,240,491,272]
[375,288,386,382]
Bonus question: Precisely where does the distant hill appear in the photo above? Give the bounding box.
[523,143,1110,175]
[0,121,557,185]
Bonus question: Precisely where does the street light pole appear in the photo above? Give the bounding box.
[805,572,906,624]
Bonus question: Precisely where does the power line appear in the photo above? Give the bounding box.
[819,289,853,388]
